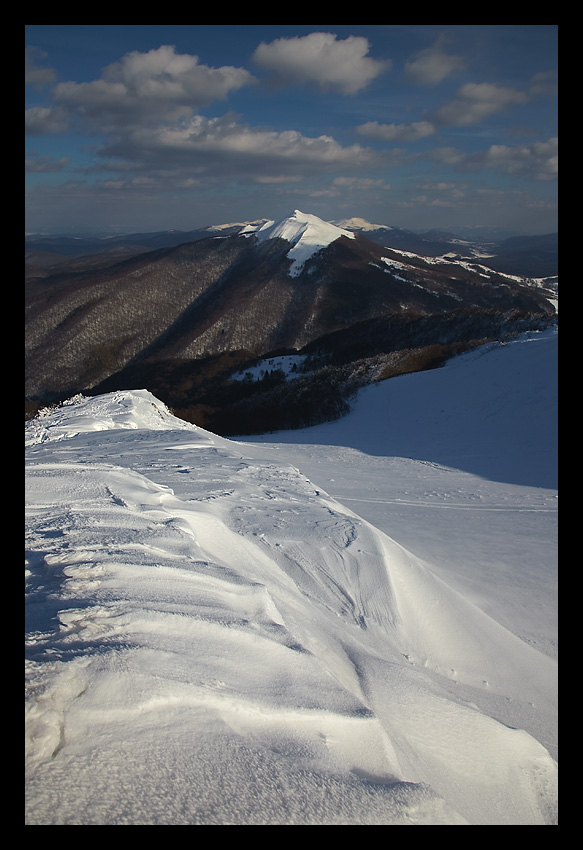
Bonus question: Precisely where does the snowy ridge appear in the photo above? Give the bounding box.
[380,247,559,300]
[333,216,394,232]
[24,390,199,446]
[25,332,557,825]
[206,218,269,233]
[241,209,355,276]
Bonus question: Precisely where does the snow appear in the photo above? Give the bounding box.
[382,247,551,286]
[231,353,307,382]
[241,209,355,277]
[25,328,558,825]
[333,217,394,232]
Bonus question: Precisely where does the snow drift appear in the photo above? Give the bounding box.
[25,330,558,825]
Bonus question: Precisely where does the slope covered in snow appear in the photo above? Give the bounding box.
[241,209,355,276]
[333,216,394,232]
[238,327,558,672]
[248,327,558,489]
[25,329,558,825]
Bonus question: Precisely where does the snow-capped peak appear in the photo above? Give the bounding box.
[207,218,270,232]
[333,216,394,232]
[240,210,355,277]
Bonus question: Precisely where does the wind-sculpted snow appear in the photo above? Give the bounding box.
[25,389,557,825]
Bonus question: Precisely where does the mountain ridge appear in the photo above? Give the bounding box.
[25,213,558,278]
[26,210,557,433]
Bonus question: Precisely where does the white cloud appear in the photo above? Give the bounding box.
[51,45,255,131]
[108,113,382,178]
[426,146,467,165]
[419,181,465,198]
[25,46,56,88]
[255,175,303,183]
[356,120,435,142]
[332,176,391,190]
[427,137,558,181]
[252,32,390,95]
[431,82,529,126]
[103,44,254,104]
[25,153,69,172]
[404,40,465,86]
[25,106,70,135]
[529,71,558,98]
[475,137,558,180]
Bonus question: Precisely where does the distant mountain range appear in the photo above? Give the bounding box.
[26,215,558,278]
[26,210,558,433]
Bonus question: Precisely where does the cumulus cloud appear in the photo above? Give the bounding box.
[254,175,303,183]
[529,70,558,98]
[51,45,256,131]
[404,40,465,86]
[25,46,56,88]
[105,112,381,174]
[469,137,558,180]
[332,176,391,190]
[278,175,391,200]
[252,32,390,94]
[88,112,384,191]
[356,120,435,142]
[426,137,558,181]
[425,146,467,165]
[420,180,465,198]
[25,106,70,135]
[431,82,529,126]
[25,153,69,173]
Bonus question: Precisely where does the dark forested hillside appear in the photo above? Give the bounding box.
[26,214,557,432]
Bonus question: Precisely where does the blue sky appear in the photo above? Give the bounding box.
[25,25,558,236]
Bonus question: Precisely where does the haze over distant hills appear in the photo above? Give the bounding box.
[25,210,557,434]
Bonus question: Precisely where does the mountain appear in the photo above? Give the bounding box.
[25,329,558,824]
[335,217,558,276]
[477,232,559,278]
[24,222,269,277]
[24,222,257,260]
[26,210,557,432]
[333,217,474,258]
[26,216,558,278]
[243,209,356,277]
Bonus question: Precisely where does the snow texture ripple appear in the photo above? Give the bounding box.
[25,330,558,825]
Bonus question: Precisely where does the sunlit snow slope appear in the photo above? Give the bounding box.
[25,331,558,826]
[242,208,355,276]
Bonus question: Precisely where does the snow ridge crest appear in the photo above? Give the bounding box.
[241,209,355,276]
